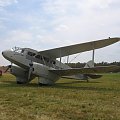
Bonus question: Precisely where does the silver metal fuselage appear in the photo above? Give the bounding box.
[2,48,70,84]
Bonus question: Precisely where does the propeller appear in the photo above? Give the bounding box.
[4,65,12,73]
[4,61,13,73]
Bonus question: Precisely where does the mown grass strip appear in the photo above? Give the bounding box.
[0,73,120,120]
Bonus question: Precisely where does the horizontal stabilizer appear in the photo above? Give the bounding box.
[49,65,120,76]
[85,74,102,79]
[62,74,102,80]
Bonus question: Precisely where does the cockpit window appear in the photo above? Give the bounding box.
[28,51,36,56]
[35,55,42,59]
[16,49,22,53]
[11,47,22,53]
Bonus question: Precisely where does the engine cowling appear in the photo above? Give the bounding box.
[33,63,60,85]
[10,66,35,84]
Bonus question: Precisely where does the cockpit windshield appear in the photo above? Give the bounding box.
[11,47,24,53]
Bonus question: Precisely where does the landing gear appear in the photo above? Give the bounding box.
[38,83,50,86]
[16,81,24,84]
[16,77,28,84]
[86,79,89,82]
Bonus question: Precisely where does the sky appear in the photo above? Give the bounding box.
[0,0,120,65]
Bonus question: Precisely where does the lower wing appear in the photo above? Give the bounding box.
[62,74,102,80]
[49,65,120,76]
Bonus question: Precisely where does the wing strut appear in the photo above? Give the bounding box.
[92,42,95,67]
[59,48,62,69]
[67,55,69,63]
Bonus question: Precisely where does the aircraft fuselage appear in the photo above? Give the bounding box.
[2,47,69,84]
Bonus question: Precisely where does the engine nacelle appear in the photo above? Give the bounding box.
[33,63,60,85]
[10,66,35,84]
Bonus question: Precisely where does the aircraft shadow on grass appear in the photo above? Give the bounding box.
[54,81,120,92]
[1,79,120,92]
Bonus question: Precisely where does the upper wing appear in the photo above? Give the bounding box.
[39,37,120,58]
[49,65,120,76]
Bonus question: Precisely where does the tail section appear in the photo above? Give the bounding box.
[84,60,102,80]
[84,60,94,68]
[62,60,102,81]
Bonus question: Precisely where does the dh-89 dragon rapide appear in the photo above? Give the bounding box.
[2,37,120,85]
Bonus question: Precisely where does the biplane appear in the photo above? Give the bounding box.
[2,37,120,85]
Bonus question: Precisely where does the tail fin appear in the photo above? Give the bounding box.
[84,60,94,68]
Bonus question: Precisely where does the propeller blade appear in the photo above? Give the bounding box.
[4,65,11,73]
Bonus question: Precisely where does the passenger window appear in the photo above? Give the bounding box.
[51,60,56,64]
[53,61,56,64]
[43,56,49,62]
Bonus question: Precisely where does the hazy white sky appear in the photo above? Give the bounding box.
[0,0,120,65]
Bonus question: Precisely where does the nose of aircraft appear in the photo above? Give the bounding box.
[2,50,11,59]
[2,50,7,57]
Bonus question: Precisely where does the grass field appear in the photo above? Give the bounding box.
[0,73,120,120]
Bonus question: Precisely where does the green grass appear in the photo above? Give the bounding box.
[0,73,120,120]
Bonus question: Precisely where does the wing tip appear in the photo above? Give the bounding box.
[109,37,120,42]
